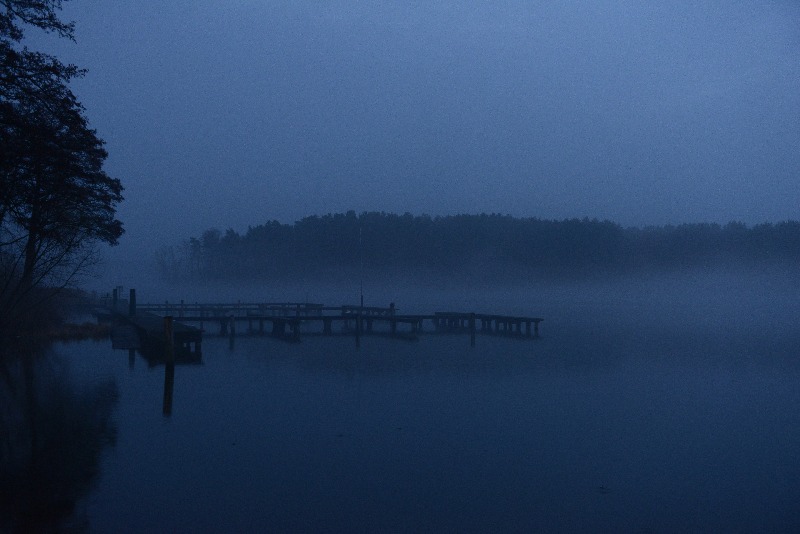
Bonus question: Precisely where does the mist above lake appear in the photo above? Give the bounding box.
[8,265,797,532]
[5,246,800,531]
[106,261,799,337]
[6,1,800,529]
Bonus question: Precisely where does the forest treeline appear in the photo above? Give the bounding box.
[156,212,800,281]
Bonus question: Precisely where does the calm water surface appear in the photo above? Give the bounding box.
[5,276,800,532]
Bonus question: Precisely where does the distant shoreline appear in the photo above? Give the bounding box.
[154,212,800,283]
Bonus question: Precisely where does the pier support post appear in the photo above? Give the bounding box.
[272,319,286,337]
[469,313,476,348]
[163,362,174,417]
[164,316,174,363]
[355,312,361,349]
[129,288,136,317]
[163,315,175,416]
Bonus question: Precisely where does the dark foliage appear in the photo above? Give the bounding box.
[0,0,74,42]
[1,0,123,331]
[157,212,800,282]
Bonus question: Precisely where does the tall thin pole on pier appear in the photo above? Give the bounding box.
[359,226,364,309]
[357,225,363,348]
[163,315,175,416]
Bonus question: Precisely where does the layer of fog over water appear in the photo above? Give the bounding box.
[9,269,800,531]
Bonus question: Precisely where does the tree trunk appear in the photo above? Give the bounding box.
[21,226,38,292]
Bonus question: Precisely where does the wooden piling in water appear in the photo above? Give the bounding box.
[164,316,174,364]
[355,310,361,348]
[271,318,286,337]
[122,293,542,346]
[470,313,476,347]
[163,362,174,416]
[129,289,136,317]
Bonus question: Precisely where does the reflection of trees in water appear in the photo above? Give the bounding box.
[0,345,118,533]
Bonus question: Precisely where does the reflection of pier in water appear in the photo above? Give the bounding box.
[109,319,198,418]
[102,288,544,414]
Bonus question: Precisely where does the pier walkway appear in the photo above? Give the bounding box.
[100,289,543,352]
[137,301,542,339]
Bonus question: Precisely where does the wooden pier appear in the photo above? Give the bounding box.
[100,289,543,350]
[132,301,542,339]
[103,289,202,361]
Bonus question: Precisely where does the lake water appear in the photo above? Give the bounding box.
[4,271,800,532]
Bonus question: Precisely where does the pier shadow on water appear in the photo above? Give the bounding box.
[0,343,118,533]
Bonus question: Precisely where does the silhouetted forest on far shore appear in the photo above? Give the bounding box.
[155,212,800,282]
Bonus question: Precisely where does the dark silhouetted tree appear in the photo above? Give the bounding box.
[1,0,123,328]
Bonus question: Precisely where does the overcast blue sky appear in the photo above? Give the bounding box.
[26,0,800,260]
